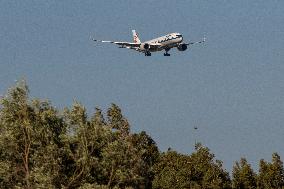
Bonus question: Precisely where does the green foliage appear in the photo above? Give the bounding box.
[232,158,257,189]
[131,131,160,188]
[257,153,284,189]
[61,102,100,188]
[0,80,65,188]
[0,81,283,189]
[152,144,231,189]
[152,150,192,189]
[107,103,130,136]
[78,183,110,189]
[101,106,159,188]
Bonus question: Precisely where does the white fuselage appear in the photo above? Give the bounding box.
[143,32,183,52]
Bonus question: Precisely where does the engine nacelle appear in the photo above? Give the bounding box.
[177,43,188,51]
[140,43,151,51]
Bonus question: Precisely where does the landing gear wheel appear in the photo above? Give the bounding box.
[164,48,170,56]
[145,51,151,56]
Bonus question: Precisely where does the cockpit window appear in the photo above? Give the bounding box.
[176,34,182,37]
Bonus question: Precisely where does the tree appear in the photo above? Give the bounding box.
[130,131,160,189]
[152,143,231,189]
[232,158,256,189]
[257,153,284,189]
[2,81,284,189]
[60,103,113,188]
[0,80,32,188]
[0,80,64,188]
[152,150,192,189]
[190,143,231,189]
[107,103,130,136]
[101,104,147,188]
[60,103,156,189]
[28,99,66,189]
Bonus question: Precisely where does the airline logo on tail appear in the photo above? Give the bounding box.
[132,30,141,43]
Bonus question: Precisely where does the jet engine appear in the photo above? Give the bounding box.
[177,43,187,51]
[140,43,150,50]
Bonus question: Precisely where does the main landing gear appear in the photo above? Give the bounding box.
[145,51,151,56]
[164,49,170,56]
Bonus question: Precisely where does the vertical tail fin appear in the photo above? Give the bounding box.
[132,30,141,43]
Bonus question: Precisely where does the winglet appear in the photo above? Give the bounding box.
[90,36,97,42]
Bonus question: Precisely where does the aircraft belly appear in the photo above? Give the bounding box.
[162,43,178,49]
[149,48,163,52]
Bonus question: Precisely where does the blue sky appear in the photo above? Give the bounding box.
[1,1,284,172]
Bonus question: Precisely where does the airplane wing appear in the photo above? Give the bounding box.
[91,38,140,48]
[92,38,163,51]
[185,37,206,45]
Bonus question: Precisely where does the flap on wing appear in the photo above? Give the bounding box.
[91,38,162,49]
[112,42,141,47]
[92,38,140,47]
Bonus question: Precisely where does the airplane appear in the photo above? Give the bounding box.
[91,30,205,56]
